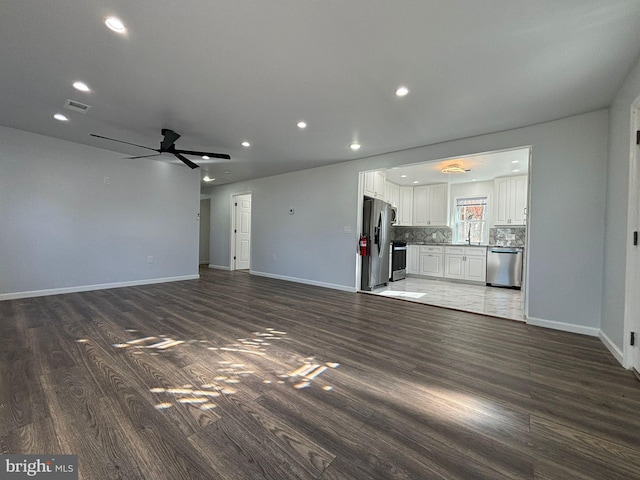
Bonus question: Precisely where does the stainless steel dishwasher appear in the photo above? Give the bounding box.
[486,247,524,288]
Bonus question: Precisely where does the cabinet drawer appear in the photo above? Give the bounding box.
[464,247,487,256]
[445,246,465,255]
[419,246,443,254]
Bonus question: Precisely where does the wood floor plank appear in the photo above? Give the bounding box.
[1,267,639,479]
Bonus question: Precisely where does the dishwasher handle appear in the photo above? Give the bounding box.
[489,249,521,254]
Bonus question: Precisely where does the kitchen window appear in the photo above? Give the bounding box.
[455,196,488,244]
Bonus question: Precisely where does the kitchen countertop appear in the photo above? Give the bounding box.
[405,243,524,248]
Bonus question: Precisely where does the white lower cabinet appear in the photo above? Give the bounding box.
[407,245,420,274]
[444,246,487,282]
[419,246,443,277]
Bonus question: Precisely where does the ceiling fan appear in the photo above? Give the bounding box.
[90,129,230,169]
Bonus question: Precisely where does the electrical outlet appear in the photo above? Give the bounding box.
[104,176,110,185]
[147,256,154,263]
[344,226,351,234]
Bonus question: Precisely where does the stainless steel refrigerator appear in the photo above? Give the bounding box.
[361,197,392,291]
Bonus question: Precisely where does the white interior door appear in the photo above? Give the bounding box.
[234,194,251,270]
[633,119,640,375]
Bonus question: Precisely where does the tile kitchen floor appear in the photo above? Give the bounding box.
[370,276,524,321]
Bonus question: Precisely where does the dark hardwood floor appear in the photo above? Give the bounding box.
[1,267,639,479]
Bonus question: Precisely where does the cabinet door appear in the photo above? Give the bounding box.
[494,177,510,225]
[420,253,443,277]
[407,246,420,274]
[374,171,386,199]
[364,171,376,198]
[511,175,528,225]
[465,256,486,282]
[444,254,464,279]
[412,186,429,225]
[428,184,448,226]
[398,186,413,225]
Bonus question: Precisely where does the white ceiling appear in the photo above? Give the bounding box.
[384,147,530,186]
[2,1,640,186]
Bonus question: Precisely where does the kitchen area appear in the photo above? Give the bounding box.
[360,147,529,321]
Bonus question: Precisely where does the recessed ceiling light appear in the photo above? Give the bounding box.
[395,86,409,97]
[350,143,361,151]
[413,180,419,184]
[511,160,520,164]
[105,16,126,34]
[241,141,251,147]
[297,121,307,129]
[202,155,210,160]
[224,171,231,175]
[400,174,407,178]
[72,81,90,92]
[53,113,69,122]
[203,176,214,182]
[512,169,521,173]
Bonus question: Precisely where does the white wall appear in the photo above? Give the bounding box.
[205,109,609,333]
[0,126,201,299]
[602,56,640,352]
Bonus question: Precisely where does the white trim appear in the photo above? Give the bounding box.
[0,274,200,301]
[599,329,624,366]
[208,264,231,270]
[526,316,599,337]
[251,270,357,293]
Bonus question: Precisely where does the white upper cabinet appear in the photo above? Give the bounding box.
[397,186,413,225]
[494,175,528,226]
[385,180,400,207]
[413,183,448,226]
[364,171,386,199]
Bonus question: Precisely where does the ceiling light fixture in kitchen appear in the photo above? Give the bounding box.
[350,143,361,151]
[441,164,467,174]
[203,176,214,182]
[202,155,210,160]
[297,121,307,129]
[53,113,69,122]
[241,141,250,147]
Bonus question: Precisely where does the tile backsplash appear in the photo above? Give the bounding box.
[391,226,452,243]
[489,227,526,246]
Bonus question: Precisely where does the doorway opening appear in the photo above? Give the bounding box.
[231,193,252,271]
[199,198,211,265]
[357,146,531,322]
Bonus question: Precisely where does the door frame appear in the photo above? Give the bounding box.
[623,97,640,370]
[230,191,252,271]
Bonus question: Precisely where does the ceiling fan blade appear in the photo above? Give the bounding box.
[160,129,181,151]
[174,149,231,160]
[125,153,162,160]
[90,133,158,152]
[173,152,200,169]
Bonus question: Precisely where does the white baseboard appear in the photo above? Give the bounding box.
[526,316,600,337]
[208,264,231,270]
[599,330,624,367]
[0,274,200,301]
[250,270,357,293]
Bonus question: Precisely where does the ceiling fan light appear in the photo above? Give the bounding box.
[441,164,466,174]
